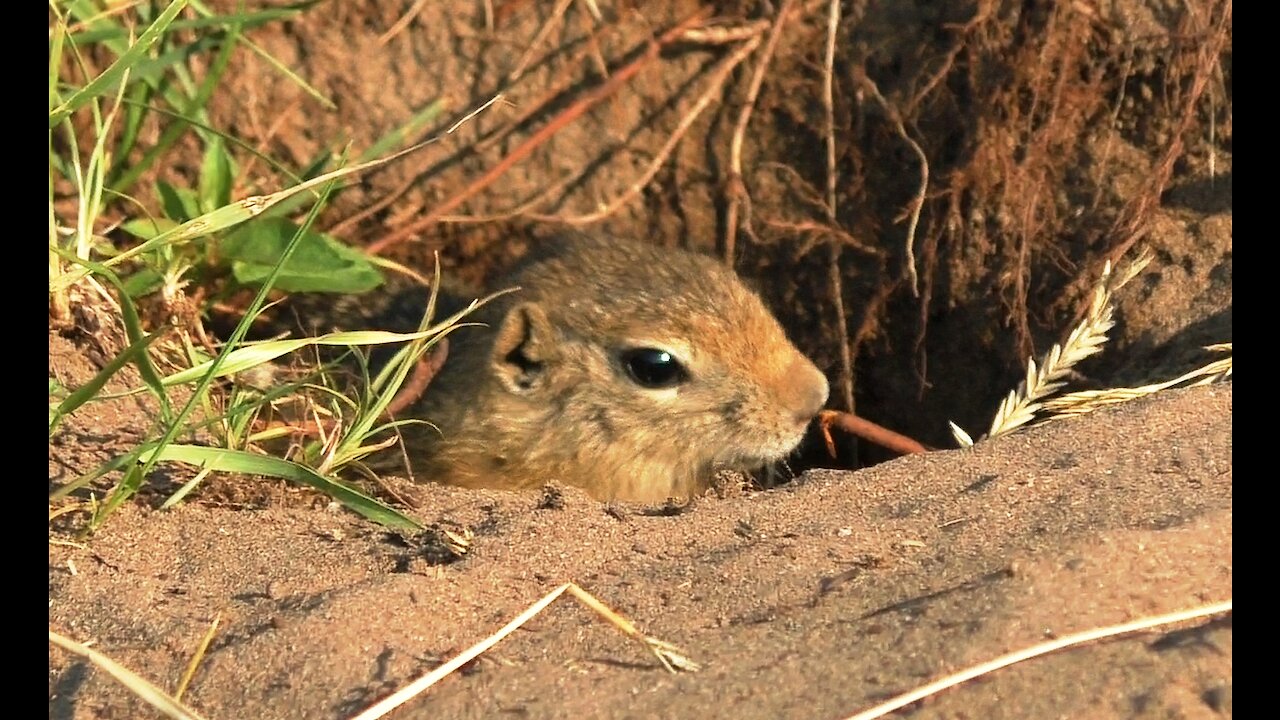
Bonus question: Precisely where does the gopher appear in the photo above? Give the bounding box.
[358,235,829,503]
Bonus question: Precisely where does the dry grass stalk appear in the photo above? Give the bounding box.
[174,612,222,701]
[1041,346,1231,419]
[366,10,714,254]
[723,0,794,264]
[840,599,1231,720]
[951,249,1152,447]
[350,582,697,720]
[49,630,210,720]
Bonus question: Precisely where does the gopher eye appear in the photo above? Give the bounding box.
[619,348,687,389]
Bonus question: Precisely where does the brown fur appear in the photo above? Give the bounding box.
[396,235,829,503]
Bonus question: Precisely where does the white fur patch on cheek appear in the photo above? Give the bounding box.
[644,386,681,403]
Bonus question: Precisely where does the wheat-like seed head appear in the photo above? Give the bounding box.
[949,249,1155,447]
[1041,352,1232,419]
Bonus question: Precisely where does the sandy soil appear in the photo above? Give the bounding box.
[50,369,1230,719]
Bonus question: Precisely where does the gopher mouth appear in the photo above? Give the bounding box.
[717,424,811,472]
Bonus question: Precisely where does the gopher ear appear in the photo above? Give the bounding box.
[491,302,558,393]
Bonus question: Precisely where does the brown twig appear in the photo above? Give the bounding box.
[526,32,763,227]
[724,0,795,265]
[377,0,431,46]
[818,410,930,456]
[384,338,450,418]
[366,9,713,256]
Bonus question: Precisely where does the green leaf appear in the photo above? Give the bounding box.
[122,268,165,298]
[221,217,383,293]
[142,444,422,531]
[199,137,236,211]
[156,181,201,222]
[120,217,180,239]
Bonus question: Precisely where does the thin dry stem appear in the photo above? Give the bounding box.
[821,0,855,413]
[377,0,431,45]
[349,582,697,720]
[821,0,839,223]
[841,599,1231,720]
[508,0,575,81]
[49,630,210,720]
[724,0,793,264]
[174,612,222,701]
[852,68,928,296]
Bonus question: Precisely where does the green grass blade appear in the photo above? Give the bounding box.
[94,174,342,526]
[50,8,68,313]
[111,98,305,187]
[363,99,445,160]
[49,8,66,108]
[239,35,335,109]
[157,329,453,387]
[57,35,220,101]
[54,137,448,292]
[63,0,223,156]
[111,82,153,176]
[183,0,334,108]
[159,465,214,509]
[51,369,332,501]
[67,4,312,44]
[110,19,241,195]
[49,0,190,128]
[50,331,165,434]
[144,445,422,530]
[50,247,174,422]
[199,137,236,211]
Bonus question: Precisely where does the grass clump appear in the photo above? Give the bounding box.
[47,1,470,533]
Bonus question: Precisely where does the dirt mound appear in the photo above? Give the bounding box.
[50,382,1231,719]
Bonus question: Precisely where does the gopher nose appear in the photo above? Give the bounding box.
[789,359,829,424]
